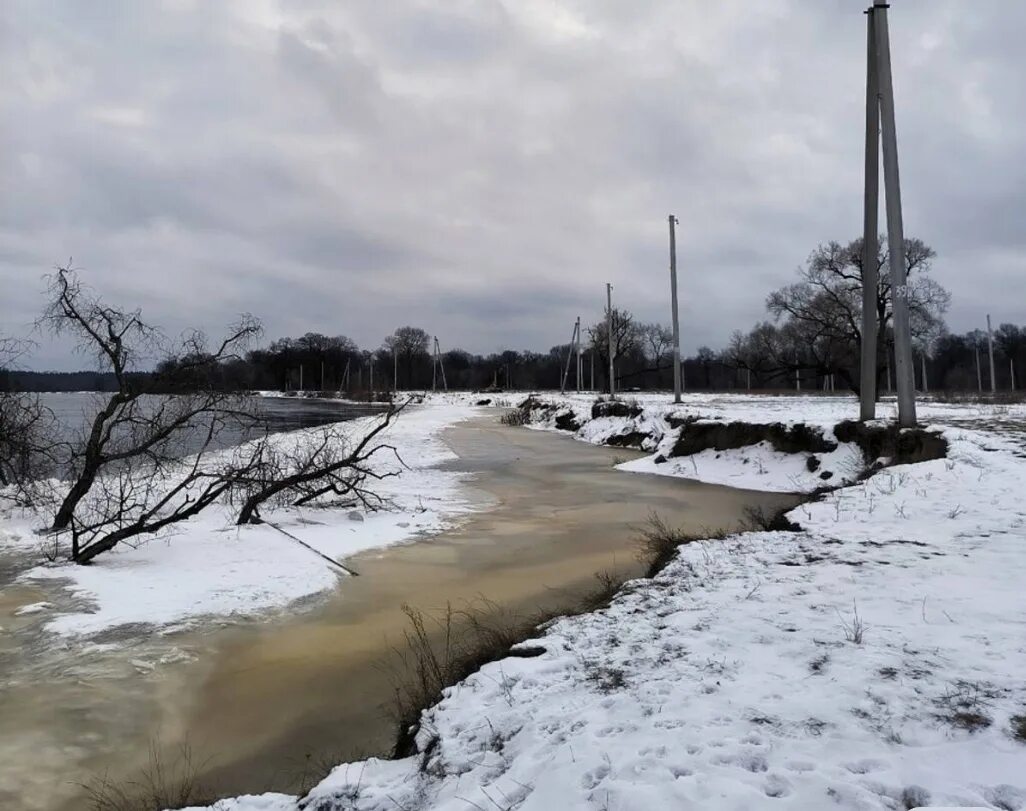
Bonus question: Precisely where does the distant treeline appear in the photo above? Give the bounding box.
[5,319,1024,395]
[2,370,129,392]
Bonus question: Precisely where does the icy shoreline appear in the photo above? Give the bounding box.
[0,400,484,636]
[195,392,1026,811]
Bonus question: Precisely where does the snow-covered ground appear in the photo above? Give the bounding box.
[0,400,483,636]
[193,392,1026,811]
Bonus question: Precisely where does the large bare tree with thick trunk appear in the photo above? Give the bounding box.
[764,237,949,394]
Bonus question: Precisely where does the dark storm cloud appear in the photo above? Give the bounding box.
[1,0,1024,370]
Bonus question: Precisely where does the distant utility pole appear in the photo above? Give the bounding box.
[299,365,304,392]
[987,315,997,393]
[871,0,916,427]
[859,4,881,421]
[668,215,682,404]
[606,283,615,397]
[975,344,983,391]
[920,353,928,394]
[590,352,595,391]
[561,317,580,394]
[577,328,583,392]
[393,351,398,392]
[1011,358,1016,390]
[432,336,448,392]
[370,358,374,392]
[320,361,325,392]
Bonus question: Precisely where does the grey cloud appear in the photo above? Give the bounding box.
[2,0,1025,371]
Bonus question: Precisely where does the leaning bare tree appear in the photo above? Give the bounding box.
[39,267,262,563]
[229,404,405,526]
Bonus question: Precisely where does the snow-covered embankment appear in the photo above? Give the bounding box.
[209,393,1026,811]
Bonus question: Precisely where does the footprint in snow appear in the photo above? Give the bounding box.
[844,758,887,775]
[764,774,792,798]
[580,763,611,790]
[715,752,768,773]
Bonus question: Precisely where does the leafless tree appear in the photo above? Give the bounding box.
[0,338,60,491]
[228,404,405,526]
[765,236,949,394]
[37,266,262,562]
[588,308,641,387]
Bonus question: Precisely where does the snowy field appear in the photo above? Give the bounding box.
[194,392,1026,811]
[0,400,483,636]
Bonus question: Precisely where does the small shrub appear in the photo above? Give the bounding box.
[636,513,722,577]
[838,599,866,644]
[80,743,213,811]
[499,407,529,426]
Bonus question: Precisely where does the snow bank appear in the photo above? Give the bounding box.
[197,394,1026,811]
[1,401,482,636]
[517,392,952,493]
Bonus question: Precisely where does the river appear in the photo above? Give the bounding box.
[0,412,799,810]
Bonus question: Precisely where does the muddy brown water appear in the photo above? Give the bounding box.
[0,417,799,810]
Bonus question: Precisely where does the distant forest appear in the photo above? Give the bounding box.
[4,319,1025,395]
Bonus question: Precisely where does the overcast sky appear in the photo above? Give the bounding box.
[2,0,1024,371]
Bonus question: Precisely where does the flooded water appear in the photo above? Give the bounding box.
[33,392,387,476]
[0,416,800,810]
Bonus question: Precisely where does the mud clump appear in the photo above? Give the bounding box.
[591,399,643,419]
[672,422,837,458]
[833,420,948,466]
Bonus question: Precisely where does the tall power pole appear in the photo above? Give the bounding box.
[576,318,583,392]
[873,0,916,427]
[668,215,682,404]
[606,283,615,397]
[987,314,997,393]
[560,318,580,394]
[859,6,880,421]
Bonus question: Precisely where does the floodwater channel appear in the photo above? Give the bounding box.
[0,415,800,810]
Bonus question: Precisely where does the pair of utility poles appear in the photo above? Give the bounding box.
[859,0,916,427]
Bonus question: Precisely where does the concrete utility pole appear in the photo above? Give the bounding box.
[606,283,615,397]
[987,315,997,392]
[975,344,982,391]
[860,5,881,421]
[560,318,580,394]
[299,365,304,392]
[577,325,583,392]
[668,215,682,404]
[1011,358,1017,391]
[873,0,916,427]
